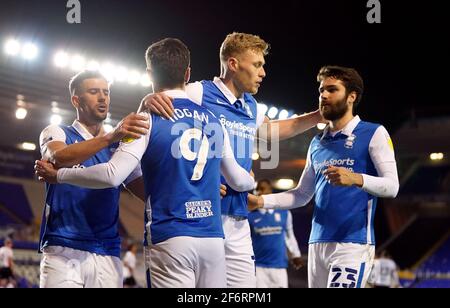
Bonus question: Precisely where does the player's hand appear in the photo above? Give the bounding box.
[247,194,263,211]
[220,184,227,199]
[34,160,58,184]
[139,93,174,119]
[291,257,306,270]
[108,113,149,144]
[323,166,363,187]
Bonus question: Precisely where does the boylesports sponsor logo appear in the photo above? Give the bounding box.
[254,226,283,236]
[219,114,256,140]
[314,158,355,172]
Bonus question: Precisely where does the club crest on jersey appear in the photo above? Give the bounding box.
[274,213,281,222]
[344,134,356,149]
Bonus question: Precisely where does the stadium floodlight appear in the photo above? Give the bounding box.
[21,142,36,151]
[54,51,69,68]
[278,109,289,120]
[267,107,279,119]
[252,153,260,161]
[114,66,128,83]
[86,60,100,71]
[70,55,86,71]
[103,124,114,133]
[140,74,152,88]
[21,43,38,60]
[430,153,444,161]
[258,103,268,115]
[317,123,327,130]
[100,62,116,83]
[127,70,140,85]
[50,114,62,125]
[4,39,21,56]
[15,107,28,120]
[274,179,295,190]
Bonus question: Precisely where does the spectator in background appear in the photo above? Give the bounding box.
[123,243,138,288]
[368,250,400,288]
[248,180,305,288]
[0,238,15,288]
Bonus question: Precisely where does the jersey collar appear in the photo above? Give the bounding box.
[72,120,96,140]
[213,77,244,105]
[163,89,189,99]
[323,115,361,138]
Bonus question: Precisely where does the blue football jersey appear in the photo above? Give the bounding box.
[40,126,121,257]
[201,80,258,218]
[309,121,380,245]
[142,98,225,245]
[249,210,289,268]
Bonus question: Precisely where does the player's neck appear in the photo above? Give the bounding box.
[154,84,185,93]
[329,112,354,132]
[220,76,243,99]
[77,118,104,137]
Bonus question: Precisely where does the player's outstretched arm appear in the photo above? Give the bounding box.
[40,113,149,169]
[257,110,323,142]
[39,113,151,190]
[35,150,140,189]
[249,148,316,211]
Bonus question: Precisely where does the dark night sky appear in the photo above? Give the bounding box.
[0,0,447,133]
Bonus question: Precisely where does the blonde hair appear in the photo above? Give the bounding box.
[220,32,270,62]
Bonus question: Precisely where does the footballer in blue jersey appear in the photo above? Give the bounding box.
[249,179,303,288]
[249,66,399,288]
[37,70,148,288]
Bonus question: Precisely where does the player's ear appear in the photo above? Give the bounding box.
[71,95,80,109]
[227,57,239,73]
[347,91,357,104]
[185,67,191,84]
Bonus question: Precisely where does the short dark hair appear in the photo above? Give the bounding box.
[256,179,271,191]
[317,66,364,114]
[69,70,109,96]
[145,38,190,89]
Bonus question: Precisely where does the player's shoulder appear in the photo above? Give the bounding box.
[357,121,392,142]
[40,124,66,134]
[198,79,220,93]
[172,97,205,112]
[199,79,213,86]
[357,120,384,132]
[186,81,204,92]
[311,132,324,144]
[39,124,68,144]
